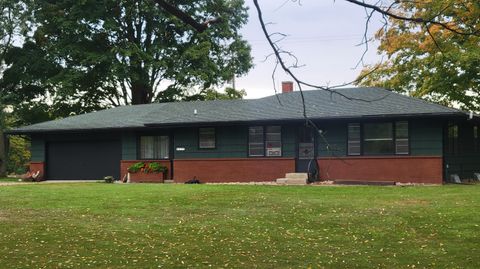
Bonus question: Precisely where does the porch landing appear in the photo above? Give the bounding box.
[276,173,308,185]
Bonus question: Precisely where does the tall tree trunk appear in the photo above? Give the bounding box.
[129,60,152,105]
[0,130,6,177]
[131,81,150,105]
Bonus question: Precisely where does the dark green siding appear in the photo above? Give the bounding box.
[410,119,443,156]
[317,122,347,157]
[31,136,45,162]
[121,132,137,160]
[30,133,122,162]
[317,119,444,157]
[174,126,246,159]
[173,125,296,159]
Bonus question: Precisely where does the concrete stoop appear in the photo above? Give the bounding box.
[276,173,308,185]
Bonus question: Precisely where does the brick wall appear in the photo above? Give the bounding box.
[173,158,295,183]
[29,162,45,181]
[318,156,443,184]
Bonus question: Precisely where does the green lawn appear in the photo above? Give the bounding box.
[0,184,479,268]
[0,177,22,182]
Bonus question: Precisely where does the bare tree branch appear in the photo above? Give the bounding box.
[152,0,222,33]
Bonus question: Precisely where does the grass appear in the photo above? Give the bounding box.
[0,184,479,268]
[0,177,22,182]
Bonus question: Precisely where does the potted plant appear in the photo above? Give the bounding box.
[127,162,168,183]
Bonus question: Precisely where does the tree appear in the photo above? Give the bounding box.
[1,0,31,176]
[1,0,252,111]
[355,1,480,111]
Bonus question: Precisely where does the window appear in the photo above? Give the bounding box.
[266,126,282,157]
[140,136,169,159]
[199,128,215,149]
[347,123,361,155]
[364,122,394,155]
[347,121,409,156]
[248,126,264,156]
[248,126,282,157]
[395,121,409,154]
[474,126,479,152]
[298,127,315,159]
[447,124,458,155]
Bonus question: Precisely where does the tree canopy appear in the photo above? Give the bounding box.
[0,0,252,122]
[357,0,480,111]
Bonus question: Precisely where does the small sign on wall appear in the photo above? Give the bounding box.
[266,147,281,157]
[176,147,186,151]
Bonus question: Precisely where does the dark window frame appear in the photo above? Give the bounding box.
[198,127,216,150]
[474,125,480,153]
[347,123,361,156]
[248,125,283,157]
[347,120,410,156]
[137,135,171,160]
[395,121,409,155]
[446,123,459,155]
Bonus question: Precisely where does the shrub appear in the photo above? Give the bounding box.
[147,162,167,173]
[127,162,145,173]
[7,136,31,175]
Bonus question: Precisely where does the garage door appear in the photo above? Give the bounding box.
[46,140,121,180]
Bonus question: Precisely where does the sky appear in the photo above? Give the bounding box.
[235,0,385,99]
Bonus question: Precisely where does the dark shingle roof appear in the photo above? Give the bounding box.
[10,87,465,134]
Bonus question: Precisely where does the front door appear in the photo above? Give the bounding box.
[296,126,316,172]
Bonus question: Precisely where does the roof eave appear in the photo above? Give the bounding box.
[5,111,467,135]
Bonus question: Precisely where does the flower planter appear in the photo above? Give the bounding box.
[129,172,165,183]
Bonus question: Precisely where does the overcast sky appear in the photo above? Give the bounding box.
[235,1,385,99]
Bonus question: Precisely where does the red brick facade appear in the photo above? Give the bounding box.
[128,171,165,183]
[35,157,442,183]
[318,156,443,184]
[173,158,296,183]
[120,160,171,182]
[29,162,45,181]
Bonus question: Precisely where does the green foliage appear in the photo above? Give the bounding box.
[146,162,167,174]
[0,0,252,116]
[6,136,30,175]
[180,87,247,101]
[127,162,145,173]
[358,0,480,111]
[128,162,167,174]
[0,0,31,60]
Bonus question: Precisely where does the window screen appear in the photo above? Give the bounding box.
[395,121,409,154]
[347,123,361,155]
[199,128,215,149]
[265,126,282,157]
[248,126,264,156]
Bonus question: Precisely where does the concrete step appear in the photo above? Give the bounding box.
[285,178,308,185]
[285,173,308,180]
[276,177,308,185]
